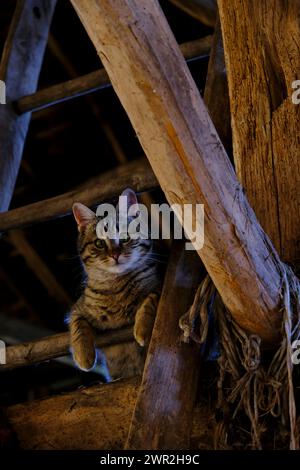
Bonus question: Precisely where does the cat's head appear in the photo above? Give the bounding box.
[73,188,152,275]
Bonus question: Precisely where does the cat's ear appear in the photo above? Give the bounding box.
[72,203,95,230]
[119,188,139,216]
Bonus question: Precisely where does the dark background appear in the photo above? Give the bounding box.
[0,0,211,406]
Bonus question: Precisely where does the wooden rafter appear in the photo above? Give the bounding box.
[0,158,157,232]
[14,36,211,115]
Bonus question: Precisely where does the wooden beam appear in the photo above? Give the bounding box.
[218,0,300,265]
[6,377,213,449]
[0,158,157,232]
[0,0,57,213]
[8,230,72,308]
[168,0,217,27]
[0,326,133,371]
[70,0,285,343]
[13,37,211,115]
[126,242,204,449]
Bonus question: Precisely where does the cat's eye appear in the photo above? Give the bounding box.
[119,233,130,244]
[94,239,104,249]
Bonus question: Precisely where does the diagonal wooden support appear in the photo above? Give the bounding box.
[126,242,204,449]
[70,0,288,343]
[0,0,57,212]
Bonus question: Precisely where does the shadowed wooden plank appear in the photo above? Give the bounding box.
[126,242,204,449]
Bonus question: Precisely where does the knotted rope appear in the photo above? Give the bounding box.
[179,264,300,449]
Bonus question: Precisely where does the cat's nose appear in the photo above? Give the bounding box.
[111,252,120,262]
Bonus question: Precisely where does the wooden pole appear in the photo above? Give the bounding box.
[126,242,204,449]
[0,158,157,232]
[14,36,211,115]
[0,326,133,371]
[70,0,285,343]
[0,0,57,212]
[218,0,300,265]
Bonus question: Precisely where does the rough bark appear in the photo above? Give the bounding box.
[218,0,300,265]
[70,0,285,343]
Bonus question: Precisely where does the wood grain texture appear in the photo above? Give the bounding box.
[218,0,300,264]
[0,158,157,232]
[126,242,204,449]
[0,0,57,212]
[71,0,285,343]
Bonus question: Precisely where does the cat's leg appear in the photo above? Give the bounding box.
[134,292,159,347]
[70,311,96,371]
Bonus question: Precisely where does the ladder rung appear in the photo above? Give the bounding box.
[13,36,211,115]
[0,326,133,371]
[0,158,157,232]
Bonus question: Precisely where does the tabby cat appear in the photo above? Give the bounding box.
[69,188,161,379]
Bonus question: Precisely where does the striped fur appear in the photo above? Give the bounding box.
[69,190,161,379]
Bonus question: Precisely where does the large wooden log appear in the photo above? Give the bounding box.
[6,377,213,449]
[0,158,157,232]
[70,0,285,343]
[126,242,204,449]
[218,0,300,265]
[0,0,57,212]
[14,36,211,114]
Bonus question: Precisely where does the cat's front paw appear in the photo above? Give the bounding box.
[133,323,150,347]
[72,347,96,371]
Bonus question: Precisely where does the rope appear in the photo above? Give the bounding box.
[179,264,300,449]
